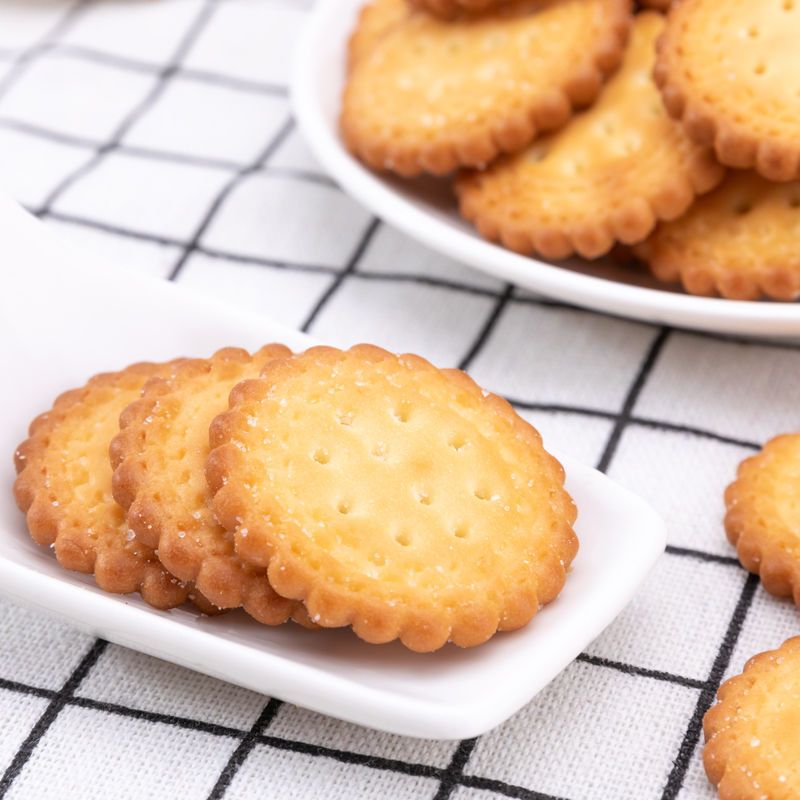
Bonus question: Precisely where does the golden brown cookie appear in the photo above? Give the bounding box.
[704,637,800,798]
[13,362,201,609]
[341,0,632,176]
[110,346,309,626]
[655,0,800,182]
[408,0,510,20]
[456,12,724,260]
[207,344,578,653]
[635,172,800,300]
[725,435,800,602]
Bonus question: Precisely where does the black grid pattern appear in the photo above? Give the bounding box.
[1,1,798,798]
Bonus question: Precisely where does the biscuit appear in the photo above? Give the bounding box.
[341,0,631,177]
[207,344,578,653]
[655,0,800,182]
[455,12,724,260]
[110,346,309,626]
[725,434,800,602]
[704,637,800,798]
[13,362,200,609]
[635,172,800,300]
[408,0,509,20]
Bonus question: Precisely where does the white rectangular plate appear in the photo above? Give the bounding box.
[0,197,666,739]
[291,0,800,339]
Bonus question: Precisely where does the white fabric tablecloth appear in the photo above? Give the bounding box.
[0,2,797,798]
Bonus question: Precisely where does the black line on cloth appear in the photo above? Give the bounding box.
[0,116,245,172]
[433,738,479,800]
[300,217,382,333]
[459,774,571,800]
[117,144,242,172]
[0,0,87,103]
[260,166,337,188]
[179,68,288,97]
[22,42,290,97]
[40,209,187,247]
[35,0,220,216]
[576,654,706,691]
[595,327,670,473]
[665,545,741,568]
[258,735,444,780]
[681,327,800,354]
[458,283,514,371]
[355,270,504,301]
[206,698,283,800]
[660,572,759,800]
[168,116,295,281]
[471,396,761,455]
[48,43,162,75]
[0,117,98,150]
[69,696,244,740]
[507,398,617,421]
[196,245,338,275]
[510,293,582,313]
[0,639,108,798]
[628,417,762,451]
[40,209,339,274]
[0,678,56,702]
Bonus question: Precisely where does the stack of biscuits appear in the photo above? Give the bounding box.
[341,0,800,301]
[13,344,577,653]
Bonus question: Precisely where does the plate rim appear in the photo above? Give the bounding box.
[290,0,800,338]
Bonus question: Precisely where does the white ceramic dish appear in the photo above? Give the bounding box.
[291,0,800,339]
[0,197,666,739]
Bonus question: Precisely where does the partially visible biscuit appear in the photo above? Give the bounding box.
[725,434,800,602]
[456,12,724,259]
[704,637,800,798]
[13,362,198,609]
[635,172,800,300]
[208,344,578,653]
[342,0,632,176]
[655,0,800,181]
[110,346,310,627]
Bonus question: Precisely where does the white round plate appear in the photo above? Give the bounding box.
[291,0,800,339]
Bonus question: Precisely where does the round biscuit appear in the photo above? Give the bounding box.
[655,0,800,181]
[704,637,800,798]
[207,344,578,653]
[13,362,202,610]
[110,346,311,627]
[456,12,724,260]
[725,434,800,601]
[635,172,800,300]
[341,0,632,176]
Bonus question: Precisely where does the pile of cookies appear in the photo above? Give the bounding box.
[341,0,800,301]
[12,344,577,653]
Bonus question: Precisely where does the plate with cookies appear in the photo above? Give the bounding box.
[292,0,800,338]
[0,195,665,739]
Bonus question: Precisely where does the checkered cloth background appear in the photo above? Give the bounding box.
[0,1,798,798]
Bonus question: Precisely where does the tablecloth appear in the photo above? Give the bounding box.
[0,1,797,798]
